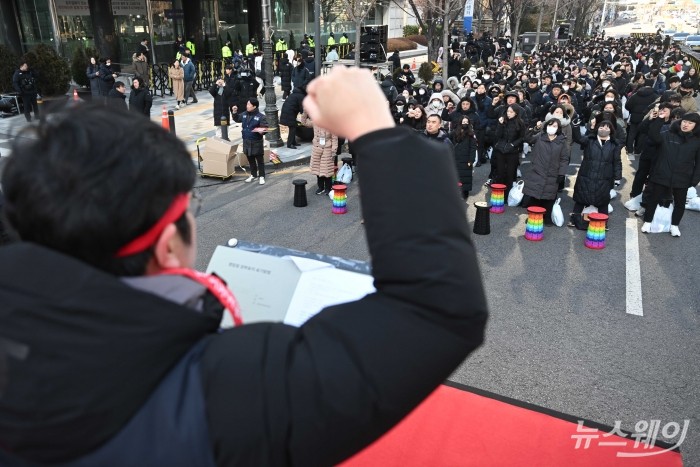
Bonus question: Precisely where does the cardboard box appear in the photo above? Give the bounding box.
[233,151,249,167]
[202,137,238,163]
[202,159,236,177]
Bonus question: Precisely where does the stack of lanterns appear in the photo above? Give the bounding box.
[332,184,348,214]
[585,213,608,249]
[524,206,545,241]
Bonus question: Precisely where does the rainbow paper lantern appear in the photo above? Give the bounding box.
[489,184,507,214]
[332,184,348,214]
[585,212,608,249]
[524,206,546,241]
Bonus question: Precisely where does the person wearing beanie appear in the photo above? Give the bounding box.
[391,96,407,124]
[569,118,622,228]
[640,112,700,236]
[300,49,316,78]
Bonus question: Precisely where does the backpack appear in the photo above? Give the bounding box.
[19,74,36,93]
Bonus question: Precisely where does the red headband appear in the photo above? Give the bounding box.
[116,194,189,258]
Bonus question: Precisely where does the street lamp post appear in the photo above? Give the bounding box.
[261,0,284,148]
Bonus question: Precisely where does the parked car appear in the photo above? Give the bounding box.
[672,32,691,42]
[685,34,700,50]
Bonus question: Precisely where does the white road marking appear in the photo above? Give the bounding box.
[625,218,644,316]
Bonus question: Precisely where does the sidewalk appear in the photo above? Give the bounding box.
[0,85,312,170]
[149,85,312,170]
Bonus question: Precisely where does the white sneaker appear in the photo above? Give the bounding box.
[641,222,651,233]
[635,207,645,217]
[670,225,681,237]
[175,104,180,110]
[245,175,258,183]
[259,176,266,185]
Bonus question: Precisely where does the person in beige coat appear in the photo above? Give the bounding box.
[169,59,185,109]
[300,111,338,194]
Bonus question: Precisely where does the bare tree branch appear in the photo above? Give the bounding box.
[338,0,379,65]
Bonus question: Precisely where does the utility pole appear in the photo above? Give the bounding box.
[315,0,321,77]
[261,0,284,148]
[535,0,545,49]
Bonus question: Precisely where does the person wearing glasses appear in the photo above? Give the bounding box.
[0,69,487,466]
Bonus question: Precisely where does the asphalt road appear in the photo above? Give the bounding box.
[193,139,700,465]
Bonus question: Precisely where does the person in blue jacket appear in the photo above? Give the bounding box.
[232,98,269,185]
[182,55,198,104]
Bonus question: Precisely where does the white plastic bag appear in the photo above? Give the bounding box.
[582,204,614,215]
[337,163,352,184]
[551,198,565,227]
[650,203,673,233]
[610,189,618,199]
[687,187,698,200]
[508,180,524,206]
[624,194,642,212]
[582,205,597,215]
[686,197,700,212]
[328,189,334,200]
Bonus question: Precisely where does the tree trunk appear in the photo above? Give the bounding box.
[535,0,544,49]
[354,17,362,67]
[509,8,522,65]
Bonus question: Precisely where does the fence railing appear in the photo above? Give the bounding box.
[679,44,700,75]
[148,47,355,98]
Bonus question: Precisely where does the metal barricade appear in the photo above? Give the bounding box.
[151,63,173,97]
[679,45,700,75]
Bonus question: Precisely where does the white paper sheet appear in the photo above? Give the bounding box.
[283,268,376,327]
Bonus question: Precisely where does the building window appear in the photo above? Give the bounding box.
[16,0,54,50]
[57,15,94,61]
[218,0,250,46]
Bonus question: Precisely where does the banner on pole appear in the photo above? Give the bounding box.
[463,0,474,34]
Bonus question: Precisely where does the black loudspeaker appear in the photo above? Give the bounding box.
[360,25,388,63]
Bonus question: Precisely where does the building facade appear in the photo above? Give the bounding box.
[0,0,412,66]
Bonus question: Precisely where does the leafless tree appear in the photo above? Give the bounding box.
[340,0,379,65]
[399,0,463,77]
[485,0,509,35]
[571,0,602,37]
[507,0,534,62]
[320,0,340,32]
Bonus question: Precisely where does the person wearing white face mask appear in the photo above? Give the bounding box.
[521,118,570,223]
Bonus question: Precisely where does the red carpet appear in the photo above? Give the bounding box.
[341,383,683,467]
